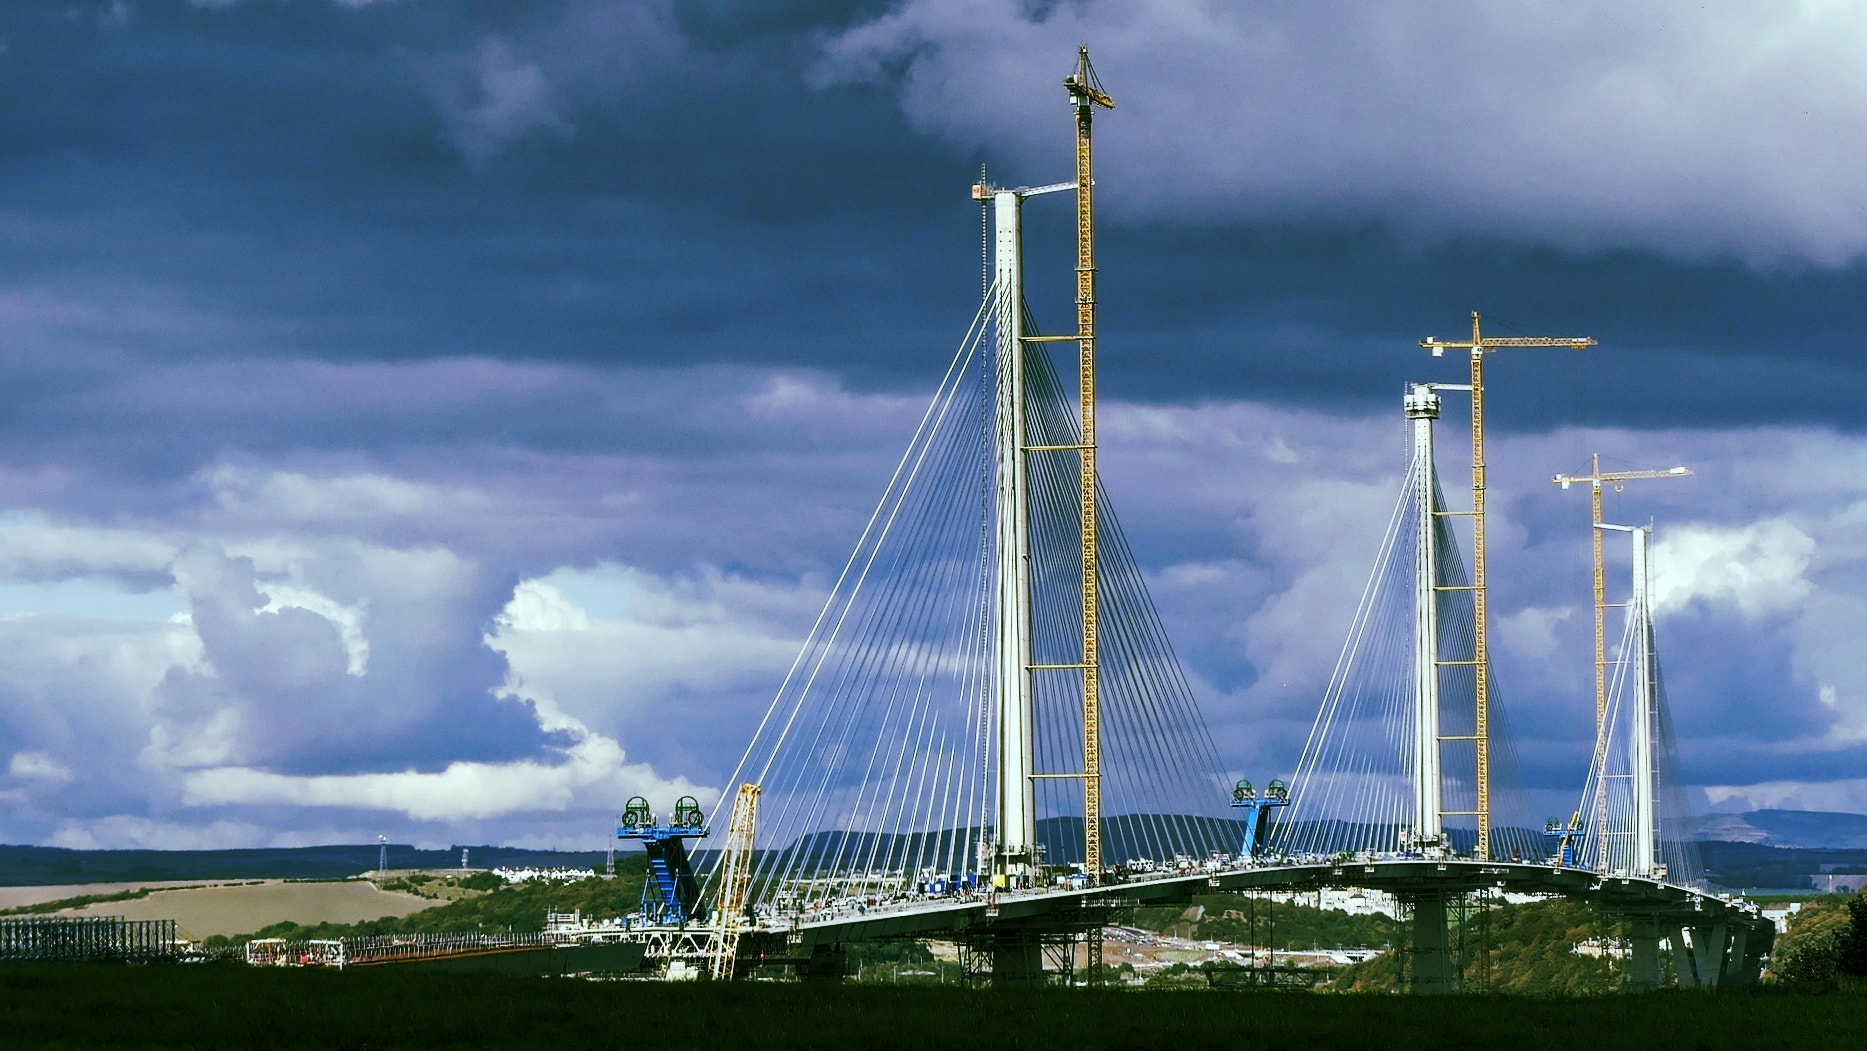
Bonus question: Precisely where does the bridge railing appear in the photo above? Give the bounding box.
[244,930,553,968]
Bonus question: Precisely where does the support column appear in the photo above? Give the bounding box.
[1701,922,1729,989]
[1669,924,1700,988]
[1726,925,1764,987]
[1408,891,1453,994]
[1627,915,1662,992]
[992,190,1036,886]
[990,929,1044,986]
[1406,386,1444,852]
[800,943,846,981]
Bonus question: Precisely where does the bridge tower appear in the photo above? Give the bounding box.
[989,182,1038,888]
[1630,525,1658,879]
[1600,522,1659,879]
[1405,384,1445,853]
[1402,383,1455,994]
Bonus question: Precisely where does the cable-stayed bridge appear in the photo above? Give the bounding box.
[613,51,1771,992]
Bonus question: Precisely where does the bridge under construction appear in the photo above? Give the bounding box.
[586,47,1769,991]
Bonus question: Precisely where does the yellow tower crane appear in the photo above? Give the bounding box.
[1064,45,1111,889]
[1420,313,1594,861]
[1067,43,1112,988]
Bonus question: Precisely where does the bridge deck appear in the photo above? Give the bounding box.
[773,860,1769,949]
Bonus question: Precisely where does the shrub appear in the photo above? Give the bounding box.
[1838,893,1867,979]
[1771,934,1840,991]
[457,871,504,892]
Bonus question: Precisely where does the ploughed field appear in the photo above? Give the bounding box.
[65,880,433,938]
[2,879,437,939]
[2,963,1862,1050]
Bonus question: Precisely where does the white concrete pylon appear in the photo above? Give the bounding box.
[992,189,1036,881]
[1405,384,1443,848]
[1603,522,1657,878]
[1632,525,1657,879]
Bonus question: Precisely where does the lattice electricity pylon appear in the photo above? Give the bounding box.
[1569,524,1703,886]
[707,275,1236,921]
[1273,384,1541,863]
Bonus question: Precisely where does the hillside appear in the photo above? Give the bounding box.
[0,844,614,886]
[204,857,650,947]
[1698,810,1867,850]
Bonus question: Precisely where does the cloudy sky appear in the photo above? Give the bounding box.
[3,0,1867,851]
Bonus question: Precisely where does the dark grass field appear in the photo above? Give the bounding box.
[3,965,1865,1050]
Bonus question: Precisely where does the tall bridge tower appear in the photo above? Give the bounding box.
[1405,383,1445,853]
[718,47,1236,988]
[989,180,1037,885]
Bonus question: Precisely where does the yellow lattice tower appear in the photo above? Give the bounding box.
[1064,44,1112,892]
[708,783,760,981]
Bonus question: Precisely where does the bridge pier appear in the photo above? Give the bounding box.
[1405,891,1454,994]
[800,942,846,981]
[1698,922,1729,990]
[1702,925,1725,993]
[1667,923,1702,989]
[1726,923,1768,987]
[1724,926,1749,986]
[990,930,1045,986]
[1626,915,1662,991]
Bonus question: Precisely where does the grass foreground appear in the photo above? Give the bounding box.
[3,963,1865,1050]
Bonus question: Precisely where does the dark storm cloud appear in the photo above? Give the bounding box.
[0,0,981,393]
[5,0,1867,455]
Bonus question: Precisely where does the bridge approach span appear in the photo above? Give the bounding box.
[774,859,1771,990]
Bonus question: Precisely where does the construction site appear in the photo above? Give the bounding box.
[0,45,1803,993]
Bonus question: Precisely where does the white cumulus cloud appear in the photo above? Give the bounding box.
[181,725,708,822]
[817,0,1867,263]
[1650,518,1814,619]
[8,751,73,784]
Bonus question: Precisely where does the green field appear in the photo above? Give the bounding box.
[2,963,1864,1050]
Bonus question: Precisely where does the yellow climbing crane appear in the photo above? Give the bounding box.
[1421,313,1594,861]
[1066,43,1113,988]
[708,782,760,981]
[1064,44,1112,891]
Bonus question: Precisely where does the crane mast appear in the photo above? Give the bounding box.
[1066,45,1112,889]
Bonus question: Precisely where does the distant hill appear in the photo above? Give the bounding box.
[0,845,610,886]
[1696,809,1867,850]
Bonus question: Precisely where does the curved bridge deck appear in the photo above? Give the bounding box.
[761,859,1770,988]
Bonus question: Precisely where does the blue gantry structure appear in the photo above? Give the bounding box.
[1230,778,1289,860]
[617,795,709,926]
